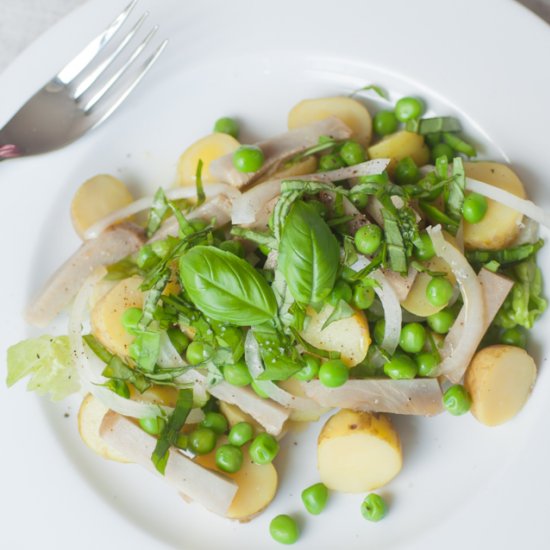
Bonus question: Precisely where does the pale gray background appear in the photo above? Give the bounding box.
[0,0,548,74]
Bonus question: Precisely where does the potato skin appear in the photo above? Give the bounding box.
[465,345,536,426]
[288,96,372,145]
[463,162,526,250]
[317,409,402,493]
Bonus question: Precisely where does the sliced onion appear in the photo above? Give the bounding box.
[231,159,390,225]
[84,184,241,239]
[513,217,540,245]
[69,269,165,418]
[350,255,401,354]
[427,225,484,382]
[244,331,320,410]
[301,379,444,416]
[466,177,550,228]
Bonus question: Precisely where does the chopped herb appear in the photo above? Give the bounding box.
[152,388,194,474]
[231,227,278,250]
[146,188,170,238]
[349,84,389,100]
[195,159,206,206]
[381,207,408,274]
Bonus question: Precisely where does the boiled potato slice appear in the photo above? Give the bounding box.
[91,276,144,357]
[368,130,430,169]
[401,256,456,316]
[71,175,134,238]
[195,440,278,521]
[78,394,129,463]
[463,162,526,250]
[300,304,370,367]
[318,409,402,493]
[219,402,263,434]
[288,96,372,145]
[177,133,240,186]
[278,378,331,422]
[465,345,536,426]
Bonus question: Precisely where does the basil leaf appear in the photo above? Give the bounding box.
[278,201,339,305]
[321,299,355,330]
[179,246,277,326]
[152,388,193,475]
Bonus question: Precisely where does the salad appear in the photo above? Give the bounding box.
[6,90,549,544]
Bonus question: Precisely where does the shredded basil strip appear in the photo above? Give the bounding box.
[419,201,459,233]
[416,117,462,135]
[231,227,278,250]
[349,84,389,100]
[442,132,477,157]
[467,239,544,266]
[152,388,193,475]
[146,188,170,238]
[446,157,466,221]
[195,159,206,206]
[322,299,355,330]
[381,207,408,274]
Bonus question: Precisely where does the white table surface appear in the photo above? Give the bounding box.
[0,0,549,75]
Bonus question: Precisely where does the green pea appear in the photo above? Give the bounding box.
[186,341,210,365]
[394,156,420,186]
[427,309,455,334]
[426,277,454,307]
[188,427,217,455]
[500,327,527,348]
[355,224,383,255]
[361,493,387,522]
[136,244,157,270]
[431,143,454,163]
[294,355,320,382]
[167,328,189,355]
[213,116,239,138]
[329,280,352,305]
[175,433,189,450]
[374,319,386,345]
[215,444,243,473]
[121,307,142,335]
[269,514,299,545]
[319,153,346,171]
[301,482,329,515]
[384,354,418,379]
[414,231,435,261]
[399,323,427,354]
[232,145,264,173]
[319,359,349,388]
[373,110,398,136]
[351,192,369,209]
[462,193,488,224]
[249,433,280,465]
[307,199,328,218]
[139,416,165,436]
[219,240,245,257]
[201,412,228,435]
[105,379,130,399]
[340,140,366,166]
[228,422,254,447]
[352,284,375,310]
[443,384,471,416]
[416,352,439,377]
[251,380,269,398]
[223,360,252,387]
[395,97,423,122]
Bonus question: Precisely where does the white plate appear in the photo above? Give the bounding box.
[1,0,549,548]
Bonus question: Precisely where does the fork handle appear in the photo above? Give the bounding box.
[0,144,22,160]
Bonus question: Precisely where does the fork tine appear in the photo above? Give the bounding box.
[72,11,149,100]
[56,0,138,84]
[83,26,159,112]
[89,39,168,129]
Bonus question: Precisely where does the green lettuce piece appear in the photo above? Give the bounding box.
[6,335,79,401]
[495,258,547,329]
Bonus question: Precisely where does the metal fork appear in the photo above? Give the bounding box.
[0,0,167,161]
